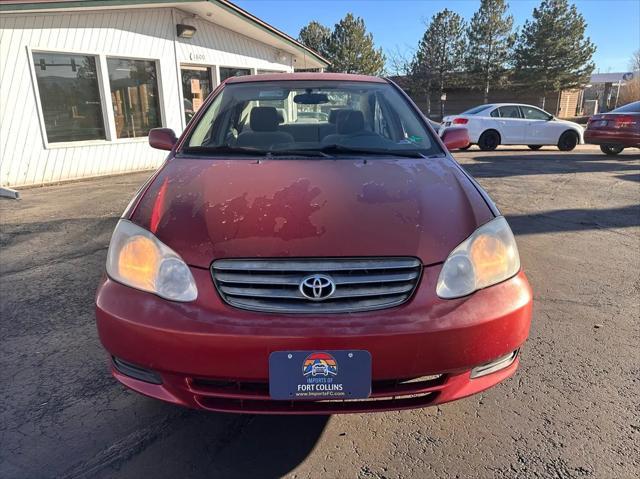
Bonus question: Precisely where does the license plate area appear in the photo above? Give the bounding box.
[269,350,372,400]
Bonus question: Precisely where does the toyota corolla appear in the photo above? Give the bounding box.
[96,73,532,414]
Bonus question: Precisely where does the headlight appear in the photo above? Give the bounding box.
[436,216,520,299]
[106,219,198,302]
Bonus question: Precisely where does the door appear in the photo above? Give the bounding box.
[520,105,555,144]
[181,66,213,124]
[495,105,528,144]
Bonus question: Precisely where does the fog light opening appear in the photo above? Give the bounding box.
[112,356,163,385]
[470,349,519,379]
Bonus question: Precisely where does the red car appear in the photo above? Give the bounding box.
[585,101,640,155]
[96,73,532,414]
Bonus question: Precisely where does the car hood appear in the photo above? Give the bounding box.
[130,156,494,268]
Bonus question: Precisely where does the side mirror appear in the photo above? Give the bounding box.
[441,126,470,151]
[149,128,177,151]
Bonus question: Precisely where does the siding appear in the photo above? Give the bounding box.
[0,8,293,187]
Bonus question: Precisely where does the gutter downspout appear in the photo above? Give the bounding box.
[171,8,186,132]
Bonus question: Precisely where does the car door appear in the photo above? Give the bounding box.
[520,105,555,144]
[495,105,528,144]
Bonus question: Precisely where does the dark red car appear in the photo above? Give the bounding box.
[96,73,532,414]
[585,101,640,155]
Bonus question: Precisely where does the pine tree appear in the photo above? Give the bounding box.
[412,9,466,118]
[514,0,596,109]
[466,0,515,103]
[298,21,331,59]
[325,13,386,75]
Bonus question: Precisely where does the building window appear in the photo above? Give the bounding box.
[181,66,213,124]
[107,58,162,138]
[32,52,106,143]
[219,67,251,82]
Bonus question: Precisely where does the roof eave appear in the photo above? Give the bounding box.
[0,0,330,69]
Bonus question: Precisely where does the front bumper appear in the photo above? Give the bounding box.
[96,265,533,414]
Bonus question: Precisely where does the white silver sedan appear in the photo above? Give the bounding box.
[440,103,584,151]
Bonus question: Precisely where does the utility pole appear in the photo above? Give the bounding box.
[614,80,622,109]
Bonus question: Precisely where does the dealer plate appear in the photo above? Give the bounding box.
[269,350,372,400]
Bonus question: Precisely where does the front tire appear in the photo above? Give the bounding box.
[557,131,578,151]
[600,144,624,156]
[478,131,500,151]
[528,145,543,150]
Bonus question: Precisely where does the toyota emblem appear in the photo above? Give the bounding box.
[299,274,336,301]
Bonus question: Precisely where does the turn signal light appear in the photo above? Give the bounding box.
[117,235,159,290]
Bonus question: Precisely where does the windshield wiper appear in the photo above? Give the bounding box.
[182,145,332,158]
[182,144,431,159]
[267,149,332,158]
[182,145,269,156]
[315,144,427,158]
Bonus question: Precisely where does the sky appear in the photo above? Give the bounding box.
[234,0,640,73]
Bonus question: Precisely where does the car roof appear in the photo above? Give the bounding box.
[225,72,388,84]
[481,103,542,109]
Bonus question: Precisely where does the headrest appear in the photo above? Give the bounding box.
[337,110,365,134]
[250,107,279,132]
[328,109,343,124]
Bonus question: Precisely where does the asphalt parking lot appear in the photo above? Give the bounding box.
[1,145,639,479]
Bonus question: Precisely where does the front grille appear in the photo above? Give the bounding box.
[189,374,445,398]
[211,258,422,313]
[188,374,445,413]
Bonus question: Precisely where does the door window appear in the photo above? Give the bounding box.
[219,67,251,82]
[181,67,212,123]
[521,106,552,121]
[497,105,522,119]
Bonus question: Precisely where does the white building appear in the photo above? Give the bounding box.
[0,0,328,187]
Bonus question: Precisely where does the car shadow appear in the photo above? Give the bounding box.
[188,412,330,478]
[82,407,331,479]
[459,152,639,178]
[505,204,640,235]
[462,146,639,156]
[615,173,640,183]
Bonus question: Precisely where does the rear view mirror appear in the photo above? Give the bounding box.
[441,127,470,151]
[294,92,329,104]
[149,128,177,151]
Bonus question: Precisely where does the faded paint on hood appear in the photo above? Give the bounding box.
[130,156,494,268]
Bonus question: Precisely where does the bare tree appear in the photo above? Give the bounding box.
[630,49,640,72]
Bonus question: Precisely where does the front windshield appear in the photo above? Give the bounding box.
[185,80,443,157]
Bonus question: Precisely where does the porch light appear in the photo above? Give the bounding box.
[177,24,197,39]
